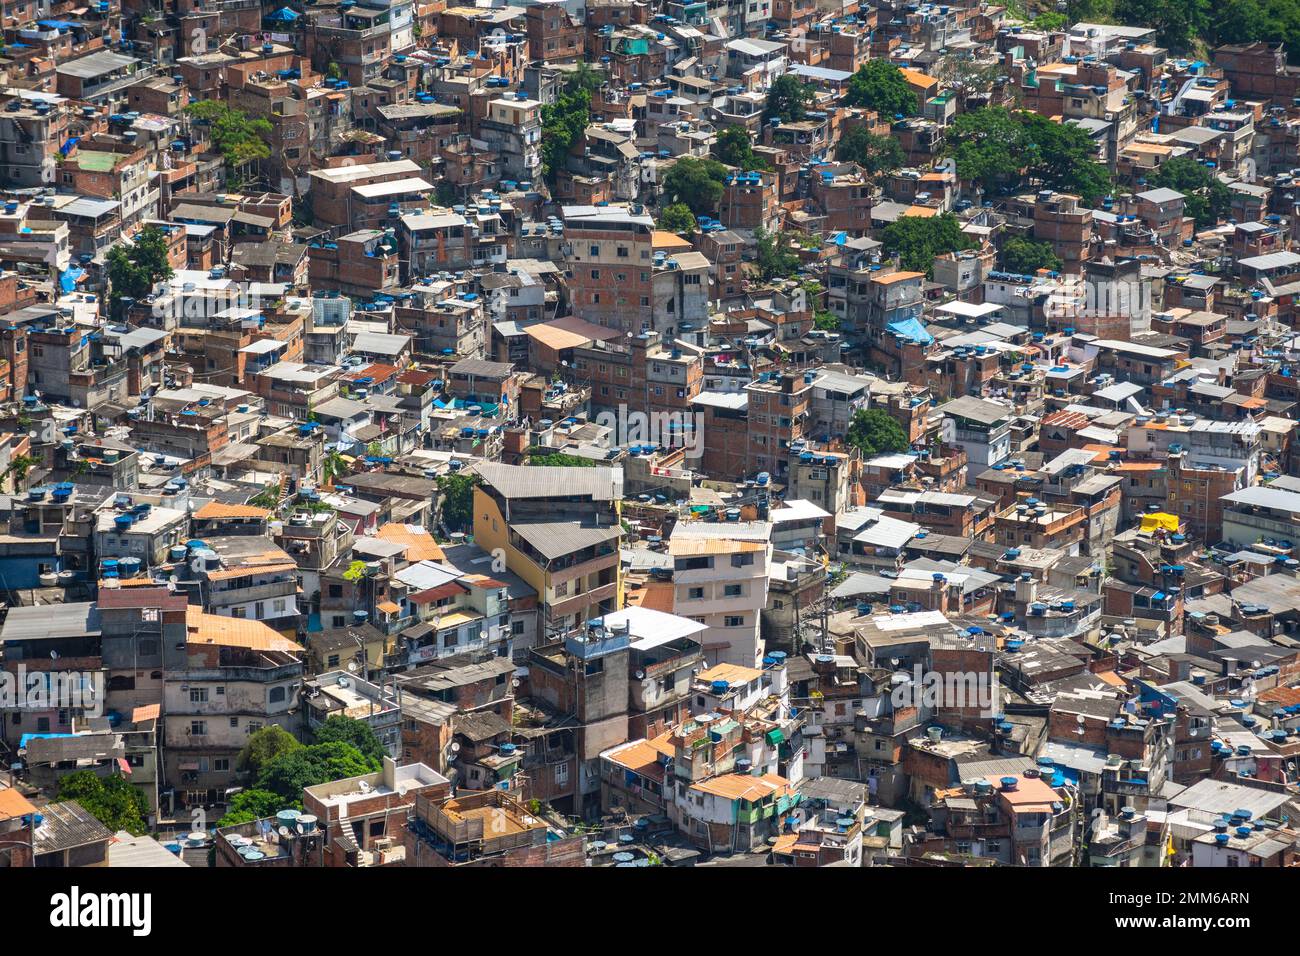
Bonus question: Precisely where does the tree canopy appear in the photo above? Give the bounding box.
[763,74,816,123]
[945,107,1111,204]
[106,225,174,320]
[754,227,802,280]
[528,450,597,467]
[539,68,603,185]
[313,715,387,767]
[255,741,377,805]
[237,725,302,775]
[217,788,284,828]
[881,213,974,276]
[1002,236,1063,275]
[1113,0,1209,51]
[56,770,149,836]
[657,202,698,235]
[843,61,919,117]
[846,408,911,456]
[835,126,906,175]
[713,124,767,171]
[185,101,272,184]
[436,472,479,533]
[661,157,728,216]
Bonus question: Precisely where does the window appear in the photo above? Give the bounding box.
[688,587,704,599]
[724,615,744,627]
[230,717,239,728]
[190,720,207,736]
[724,584,743,597]
[190,688,208,703]
[554,762,569,786]
[269,686,286,703]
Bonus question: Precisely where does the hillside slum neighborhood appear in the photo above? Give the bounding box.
[0,0,1299,873]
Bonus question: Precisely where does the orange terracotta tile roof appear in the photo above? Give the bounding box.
[193,501,271,520]
[669,537,765,556]
[0,786,37,821]
[872,270,926,285]
[1042,410,1091,430]
[185,605,303,652]
[625,579,674,612]
[1080,443,1122,461]
[204,560,297,582]
[376,600,402,614]
[691,771,792,802]
[653,230,694,250]
[375,523,445,562]
[604,733,675,781]
[343,363,400,382]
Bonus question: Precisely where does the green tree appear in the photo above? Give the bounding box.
[237,725,302,775]
[657,202,698,235]
[314,715,386,767]
[1032,10,1068,29]
[881,213,974,275]
[713,124,766,170]
[106,225,174,320]
[814,310,840,331]
[661,157,728,216]
[1113,0,1209,51]
[436,472,479,533]
[835,126,906,175]
[1150,156,1231,229]
[844,60,919,116]
[846,408,911,456]
[754,226,801,280]
[185,101,273,185]
[945,107,1111,203]
[255,742,375,804]
[763,73,816,123]
[322,450,350,486]
[528,451,597,467]
[56,771,149,836]
[539,67,605,184]
[217,788,285,827]
[1002,236,1063,274]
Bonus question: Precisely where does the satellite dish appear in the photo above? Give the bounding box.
[50,650,59,660]
[347,661,358,672]
[634,670,645,680]
[450,741,461,753]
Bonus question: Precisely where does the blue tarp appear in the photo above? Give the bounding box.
[60,266,84,293]
[38,19,78,29]
[887,316,934,346]
[266,6,299,20]
[60,136,79,156]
